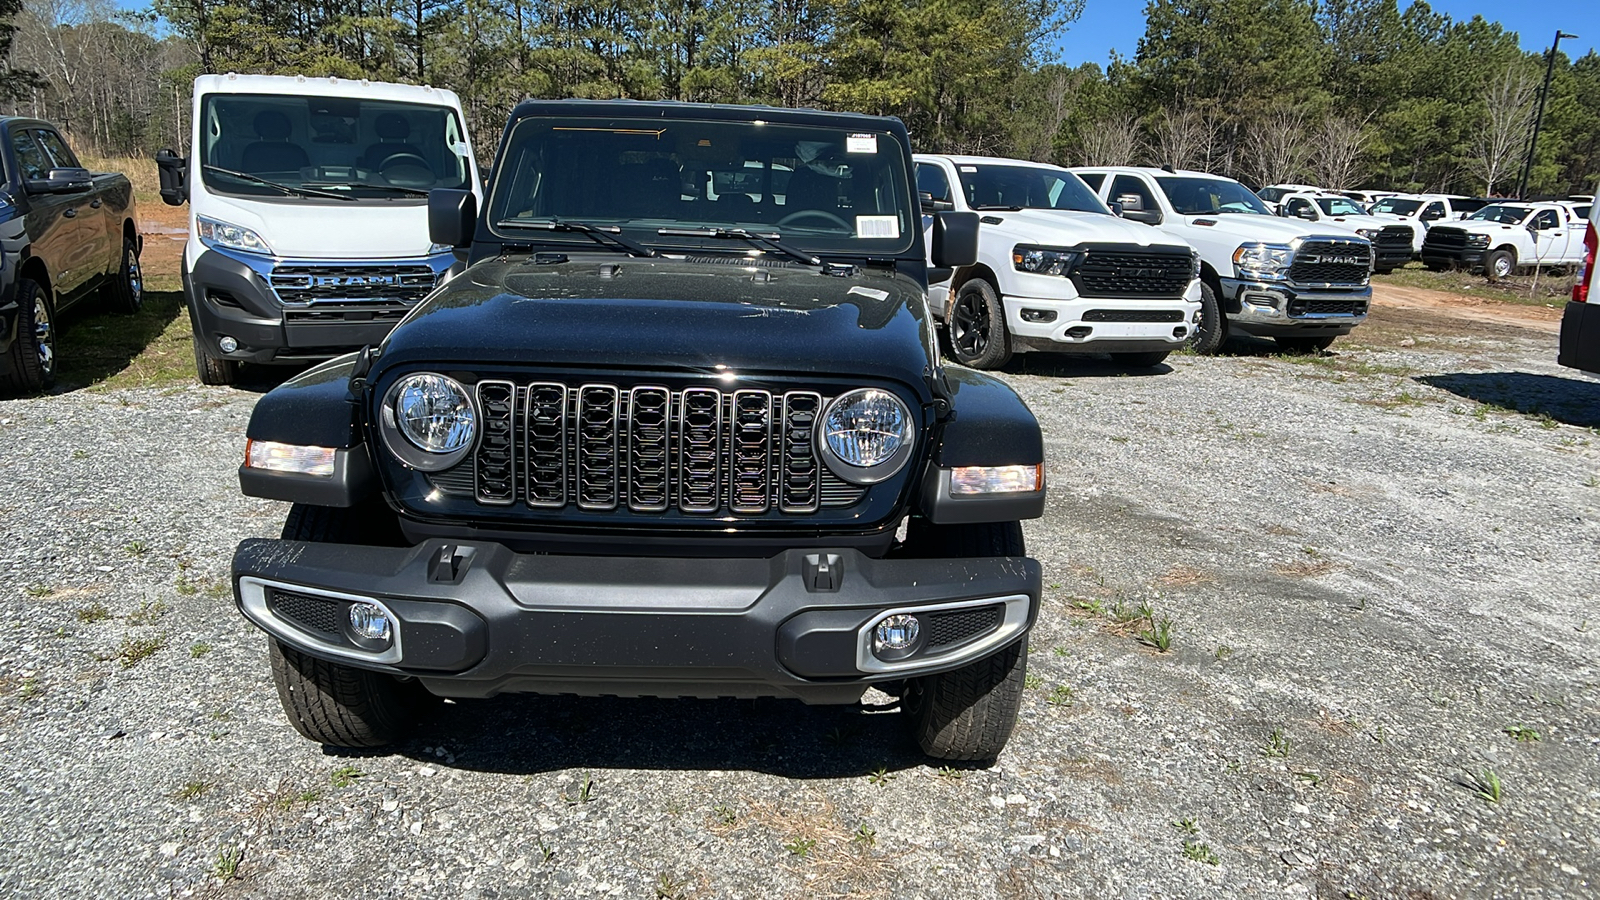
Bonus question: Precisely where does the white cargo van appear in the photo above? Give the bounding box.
[156,74,481,385]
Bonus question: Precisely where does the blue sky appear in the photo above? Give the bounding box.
[1055,1,1600,67]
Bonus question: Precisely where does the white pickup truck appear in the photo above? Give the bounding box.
[1558,197,1600,374]
[1369,193,1491,252]
[914,155,1201,370]
[1072,166,1374,353]
[1420,201,1595,278]
[1276,191,1416,273]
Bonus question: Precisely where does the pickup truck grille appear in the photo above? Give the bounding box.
[428,381,869,515]
[1375,226,1413,252]
[1072,250,1192,299]
[269,264,438,306]
[1423,228,1469,252]
[1287,299,1367,317]
[1288,240,1371,285]
[1082,309,1183,323]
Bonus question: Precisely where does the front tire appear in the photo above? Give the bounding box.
[187,304,238,386]
[1189,281,1226,355]
[1,278,56,395]
[900,520,1029,761]
[1485,248,1516,280]
[947,279,1012,369]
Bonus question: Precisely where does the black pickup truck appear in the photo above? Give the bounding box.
[231,100,1048,761]
[0,117,143,394]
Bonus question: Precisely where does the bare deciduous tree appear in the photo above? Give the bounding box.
[1142,106,1214,171]
[1308,116,1370,188]
[1240,108,1312,187]
[1070,112,1139,167]
[1468,63,1538,196]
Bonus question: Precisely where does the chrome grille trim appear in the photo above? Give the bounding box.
[730,390,773,514]
[679,387,723,513]
[781,392,822,513]
[474,380,517,505]
[627,386,672,512]
[576,384,620,510]
[524,382,568,508]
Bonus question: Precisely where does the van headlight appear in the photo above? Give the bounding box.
[379,373,477,470]
[197,216,274,255]
[817,389,914,484]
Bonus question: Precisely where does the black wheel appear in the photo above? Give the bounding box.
[1275,335,1336,354]
[102,235,143,314]
[1111,350,1170,369]
[2,278,56,395]
[1485,249,1516,280]
[272,501,419,748]
[899,520,1028,761]
[187,304,237,386]
[1189,281,1226,355]
[947,278,1012,369]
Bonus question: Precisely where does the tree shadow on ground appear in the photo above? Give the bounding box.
[334,693,946,779]
[1414,371,1600,429]
[53,289,187,390]
[996,353,1174,378]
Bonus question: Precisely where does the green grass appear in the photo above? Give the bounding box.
[330,764,365,788]
[76,602,112,623]
[1261,727,1292,759]
[1503,724,1541,743]
[1182,840,1220,865]
[115,634,165,668]
[1377,263,1576,308]
[54,281,196,392]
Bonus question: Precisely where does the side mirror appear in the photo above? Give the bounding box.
[429,188,477,248]
[1108,201,1125,217]
[918,191,954,213]
[1122,208,1163,225]
[26,167,93,194]
[1294,207,1316,220]
[155,149,187,205]
[930,211,979,268]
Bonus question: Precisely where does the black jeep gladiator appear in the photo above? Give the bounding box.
[0,117,143,394]
[231,100,1046,760]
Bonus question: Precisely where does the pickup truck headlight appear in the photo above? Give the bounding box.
[380,373,477,471]
[1355,227,1381,239]
[1012,245,1084,276]
[818,388,914,484]
[1190,249,1202,280]
[1233,242,1294,279]
[197,216,274,255]
[1465,234,1490,248]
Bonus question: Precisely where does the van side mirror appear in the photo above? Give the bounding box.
[930,211,979,268]
[155,149,187,205]
[27,167,93,194]
[919,190,954,213]
[429,189,477,248]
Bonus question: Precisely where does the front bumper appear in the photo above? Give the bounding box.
[1221,278,1370,337]
[1003,290,1201,354]
[185,247,453,365]
[232,538,1041,704]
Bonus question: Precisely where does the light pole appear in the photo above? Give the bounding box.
[1516,30,1578,200]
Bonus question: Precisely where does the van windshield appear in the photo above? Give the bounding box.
[486,116,916,256]
[198,93,473,201]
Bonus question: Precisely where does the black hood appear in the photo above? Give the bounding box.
[375,254,936,394]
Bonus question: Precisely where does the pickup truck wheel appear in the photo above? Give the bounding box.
[1275,335,1336,354]
[948,279,1012,369]
[269,638,422,748]
[1111,350,1170,369]
[899,520,1027,761]
[103,237,143,314]
[1188,282,1226,355]
[2,278,56,395]
[1485,249,1516,280]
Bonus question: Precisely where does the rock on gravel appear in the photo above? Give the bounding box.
[1,320,1597,898]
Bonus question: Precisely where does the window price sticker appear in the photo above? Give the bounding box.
[856,215,900,239]
[846,133,878,154]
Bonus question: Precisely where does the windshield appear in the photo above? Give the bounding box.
[1466,205,1531,224]
[1257,187,1289,203]
[486,116,915,255]
[1315,197,1367,216]
[1155,177,1271,215]
[198,93,472,200]
[1373,198,1423,216]
[953,164,1108,213]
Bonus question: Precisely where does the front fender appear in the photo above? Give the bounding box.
[240,353,377,507]
[920,367,1045,524]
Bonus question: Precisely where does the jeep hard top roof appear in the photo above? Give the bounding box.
[505,99,910,139]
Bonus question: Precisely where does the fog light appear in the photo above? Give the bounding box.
[348,602,392,642]
[218,335,238,353]
[1020,308,1056,323]
[872,614,921,660]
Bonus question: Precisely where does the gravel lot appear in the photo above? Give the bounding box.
[1,300,1597,899]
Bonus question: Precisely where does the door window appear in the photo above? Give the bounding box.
[1109,174,1157,213]
[1076,172,1105,191]
[1285,198,1316,219]
[916,162,952,203]
[33,129,80,169]
[1420,202,1445,221]
[1532,210,1560,230]
[11,130,50,180]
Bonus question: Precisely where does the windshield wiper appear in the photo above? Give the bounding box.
[498,219,657,257]
[201,165,354,201]
[657,226,821,267]
[970,205,1025,211]
[303,182,431,198]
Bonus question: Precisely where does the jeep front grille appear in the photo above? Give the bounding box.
[1072,250,1192,299]
[269,264,439,306]
[1288,240,1371,286]
[430,382,868,515]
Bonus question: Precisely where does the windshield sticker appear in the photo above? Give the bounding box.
[449,140,471,157]
[847,133,877,154]
[847,286,890,301]
[856,215,900,239]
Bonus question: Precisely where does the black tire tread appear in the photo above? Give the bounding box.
[103,236,142,314]
[1,279,52,395]
[269,639,414,748]
[949,278,1013,370]
[1189,281,1226,355]
[912,636,1028,761]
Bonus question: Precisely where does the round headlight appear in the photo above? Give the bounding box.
[380,373,477,471]
[818,388,914,484]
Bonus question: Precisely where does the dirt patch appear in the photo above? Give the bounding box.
[1372,283,1560,335]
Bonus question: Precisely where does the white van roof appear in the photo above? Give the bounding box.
[193,73,464,108]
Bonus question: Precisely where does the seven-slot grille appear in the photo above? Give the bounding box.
[1288,240,1372,285]
[1287,298,1368,317]
[269,264,439,306]
[446,381,868,515]
[1072,250,1192,299]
